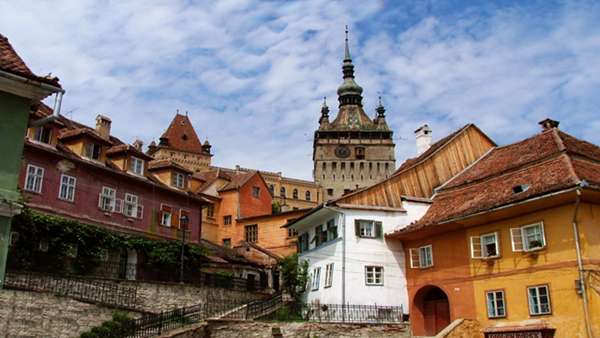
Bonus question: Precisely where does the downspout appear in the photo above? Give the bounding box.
[28,89,64,127]
[572,187,593,338]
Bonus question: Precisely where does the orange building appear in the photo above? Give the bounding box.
[388,119,600,337]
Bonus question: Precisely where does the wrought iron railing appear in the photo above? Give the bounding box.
[302,303,405,323]
[4,271,137,308]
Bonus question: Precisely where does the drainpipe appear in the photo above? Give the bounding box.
[28,89,65,127]
[0,70,66,128]
[572,186,593,338]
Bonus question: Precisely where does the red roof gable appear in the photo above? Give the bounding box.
[159,114,203,152]
[0,34,61,88]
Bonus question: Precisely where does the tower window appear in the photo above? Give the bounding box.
[356,147,365,160]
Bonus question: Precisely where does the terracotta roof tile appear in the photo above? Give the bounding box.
[159,114,203,152]
[58,128,113,146]
[0,34,61,87]
[148,159,192,173]
[220,171,258,191]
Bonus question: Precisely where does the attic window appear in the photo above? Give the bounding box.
[513,184,532,194]
[182,134,188,141]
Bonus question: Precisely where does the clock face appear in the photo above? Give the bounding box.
[334,145,351,158]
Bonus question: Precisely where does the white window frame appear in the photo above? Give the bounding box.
[365,266,383,286]
[173,172,184,188]
[410,245,434,268]
[311,267,321,290]
[59,174,76,201]
[124,193,143,218]
[528,285,551,315]
[25,164,44,193]
[486,290,506,318]
[471,232,500,259]
[33,126,52,144]
[99,187,122,212]
[324,263,334,288]
[511,222,546,252]
[359,220,374,237]
[130,157,144,175]
[160,204,172,226]
[86,142,101,160]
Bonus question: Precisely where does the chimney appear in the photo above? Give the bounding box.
[95,115,112,140]
[538,118,560,132]
[133,139,143,151]
[415,125,432,156]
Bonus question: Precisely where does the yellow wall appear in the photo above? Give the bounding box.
[468,201,600,336]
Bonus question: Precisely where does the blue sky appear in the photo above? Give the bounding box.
[2,0,599,181]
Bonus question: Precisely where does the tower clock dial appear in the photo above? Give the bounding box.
[334,145,351,158]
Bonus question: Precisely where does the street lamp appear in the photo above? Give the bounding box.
[179,214,189,283]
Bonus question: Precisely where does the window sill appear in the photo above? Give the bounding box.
[24,190,43,195]
[57,198,75,204]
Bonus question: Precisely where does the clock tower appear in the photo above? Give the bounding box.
[313,30,396,200]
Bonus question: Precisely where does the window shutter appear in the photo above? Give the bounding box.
[315,226,323,246]
[172,210,180,228]
[510,228,524,251]
[137,205,144,219]
[375,221,383,238]
[409,249,420,268]
[538,222,547,247]
[303,233,309,251]
[114,198,123,213]
[98,193,103,208]
[470,236,483,258]
[297,234,303,252]
[354,220,360,236]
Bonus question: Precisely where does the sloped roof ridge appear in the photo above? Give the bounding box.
[160,114,203,152]
[219,170,259,191]
[0,34,61,87]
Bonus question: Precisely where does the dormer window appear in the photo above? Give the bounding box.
[86,142,101,160]
[173,172,184,188]
[513,184,532,194]
[33,126,52,144]
[130,157,144,175]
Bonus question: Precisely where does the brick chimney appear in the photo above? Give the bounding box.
[95,115,112,139]
[538,118,560,132]
[415,125,432,156]
[133,139,143,151]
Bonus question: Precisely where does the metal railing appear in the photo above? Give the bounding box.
[4,271,137,308]
[302,303,405,323]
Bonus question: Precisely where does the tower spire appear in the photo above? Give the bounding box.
[337,26,363,107]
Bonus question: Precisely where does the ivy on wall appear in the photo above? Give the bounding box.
[9,204,209,274]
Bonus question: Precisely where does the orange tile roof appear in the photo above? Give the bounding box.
[393,127,600,235]
[148,159,192,173]
[220,170,259,191]
[160,114,203,152]
[0,34,61,88]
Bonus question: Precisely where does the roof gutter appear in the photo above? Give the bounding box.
[0,70,65,127]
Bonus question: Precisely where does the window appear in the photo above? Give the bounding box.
[511,222,546,252]
[130,157,144,175]
[223,238,231,248]
[471,232,499,258]
[298,232,309,253]
[99,187,120,212]
[486,290,506,318]
[224,215,232,226]
[160,204,172,226]
[528,285,551,315]
[324,263,334,288]
[327,188,334,196]
[252,186,260,198]
[9,232,19,246]
[314,225,327,247]
[25,165,44,192]
[173,172,184,188]
[245,224,258,243]
[365,266,383,285]
[86,142,101,160]
[124,193,142,218]
[410,245,434,268]
[58,175,76,201]
[305,191,311,200]
[293,189,298,199]
[33,126,52,144]
[269,185,275,195]
[280,187,286,197]
[356,147,365,160]
[311,267,321,290]
[39,239,49,252]
[354,220,382,238]
[327,219,338,241]
[206,205,214,218]
[288,229,298,238]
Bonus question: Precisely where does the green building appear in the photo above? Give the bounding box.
[0,34,64,287]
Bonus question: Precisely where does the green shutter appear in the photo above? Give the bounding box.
[355,220,360,236]
[375,221,383,238]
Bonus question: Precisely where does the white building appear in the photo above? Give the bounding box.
[287,197,431,311]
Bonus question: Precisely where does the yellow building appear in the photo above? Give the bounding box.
[389,119,600,337]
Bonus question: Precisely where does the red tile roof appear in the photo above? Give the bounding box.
[148,159,192,173]
[393,127,600,235]
[220,170,259,191]
[159,114,203,152]
[0,34,61,88]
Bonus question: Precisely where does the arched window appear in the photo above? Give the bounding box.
[305,191,311,201]
[293,189,298,199]
[269,185,275,195]
[280,187,286,197]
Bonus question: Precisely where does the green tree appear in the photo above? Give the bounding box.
[278,253,308,300]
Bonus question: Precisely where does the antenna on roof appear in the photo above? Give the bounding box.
[186,111,188,116]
